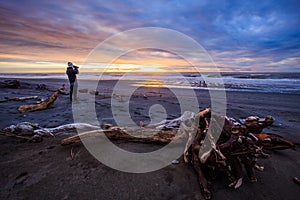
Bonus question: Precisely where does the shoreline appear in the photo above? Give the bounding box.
[1,73,300,95]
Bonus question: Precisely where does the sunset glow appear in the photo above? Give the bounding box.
[0,0,299,73]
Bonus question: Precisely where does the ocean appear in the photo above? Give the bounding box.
[1,72,300,95]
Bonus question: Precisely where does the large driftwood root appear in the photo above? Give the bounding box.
[18,91,59,113]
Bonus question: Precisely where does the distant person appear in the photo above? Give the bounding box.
[66,62,79,102]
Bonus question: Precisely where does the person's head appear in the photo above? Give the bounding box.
[68,62,73,68]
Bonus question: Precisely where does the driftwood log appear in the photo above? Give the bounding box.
[3,122,100,136]
[60,127,182,145]
[60,111,196,146]
[18,91,59,113]
[0,96,41,103]
[0,129,36,141]
[2,122,184,145]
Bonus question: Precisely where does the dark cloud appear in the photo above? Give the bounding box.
[0,0,299,72]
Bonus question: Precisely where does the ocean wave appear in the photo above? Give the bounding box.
[1,72,300,95]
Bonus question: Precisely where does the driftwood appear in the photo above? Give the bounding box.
[293,177,300,185]
[2,122,184,145]
[60,111,196,146]
[60,127,181,146]
[3,122,100,136]
[18,91,59,113]
[0,130,36,141]
[58,84,69,95]
[0,96,41,103]
[3,122,41,135]
[251,133,296,150]
[2,114,191,144]
[2,122,104,143]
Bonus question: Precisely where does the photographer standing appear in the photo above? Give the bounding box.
[66,62,79,102]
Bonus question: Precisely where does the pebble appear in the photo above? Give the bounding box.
[293,177,300,185]
[171,159,180,164]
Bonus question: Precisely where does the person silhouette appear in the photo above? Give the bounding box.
[66,62,79,102]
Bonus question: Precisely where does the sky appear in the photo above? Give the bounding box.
[0,0,299,73]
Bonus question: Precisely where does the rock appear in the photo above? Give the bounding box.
[36,84,47,90]
[171,159,180,164]
[89,90,99,95]
[79,88,88,93]
[14,172,28,185]
[293,177,300,185]
[0,80,20,88]
[101,123,113,129]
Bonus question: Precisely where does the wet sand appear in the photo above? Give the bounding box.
[0,78,299,200]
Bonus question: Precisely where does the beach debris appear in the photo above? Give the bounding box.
[0,129,38,142]
[58,84,68,95]
[250,133,296,150]
[3,122,41,135]
[229,178,243,189]
[61,129,107,145]
[18,91,59,113]
[70,147,75,160]
[0,96,41,103]
[147,111,195,130]
[36,84,67,94]
[254,164,264,171]
[89,90,99,95]
[240,116,296,150]
[14,172,29,185]
[3,122,100,138]
[0,79,20,88]
[60,127,182,146]
[101,123,113,129]
[139,121,144,127]
[171,159,180,164]
[61,113,197,146]
[60,112,197,146]
[36,84,47,90]
[1,108,297,199]
[182,108,296,199]
[293,177,300,185]
[112,93,125,102]
[1,122,101,143]
[79,88,88,93]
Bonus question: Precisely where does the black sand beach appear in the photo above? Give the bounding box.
[0,78,299,200]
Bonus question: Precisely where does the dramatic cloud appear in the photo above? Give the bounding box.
[0,0,299,72]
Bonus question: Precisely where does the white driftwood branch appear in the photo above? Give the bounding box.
[0,96,41,103]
